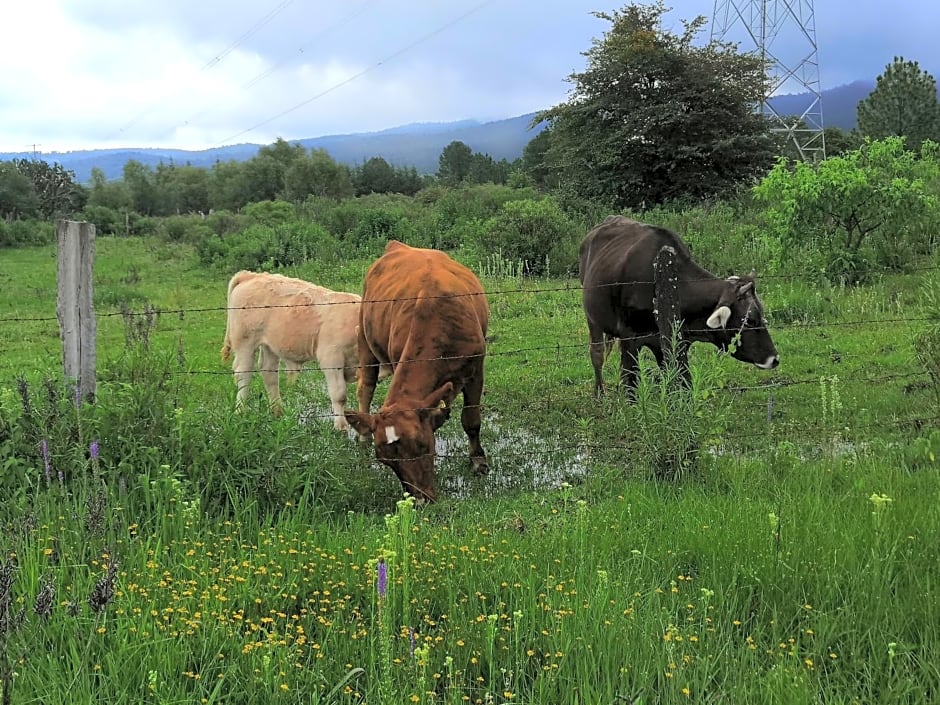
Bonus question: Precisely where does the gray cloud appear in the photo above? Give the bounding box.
[2,1,938,152]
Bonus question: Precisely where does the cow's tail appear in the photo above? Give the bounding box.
[221,271,252,362]
[604,333,615,361]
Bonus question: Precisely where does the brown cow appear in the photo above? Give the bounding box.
[344,241,489,503]
[221,270,367,430]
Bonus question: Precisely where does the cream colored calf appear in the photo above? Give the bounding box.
[221,271,365,430]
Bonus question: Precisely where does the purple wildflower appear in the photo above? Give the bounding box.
[90,440,100,460]
[41,439,51,485]
[376,558,388,599]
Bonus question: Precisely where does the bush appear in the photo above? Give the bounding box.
[243,200,296,226]
[157,214,214,244]
[754,137,940,284]
[196,221,341,270]
[0,218,55,247]
[475,197,580,276]
[80,205,128,236]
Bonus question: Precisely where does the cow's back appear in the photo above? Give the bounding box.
[360,241,488,366]
[226,271,359,364]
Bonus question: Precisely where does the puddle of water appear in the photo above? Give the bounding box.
[295,373,590,497]
[434,414,589,498]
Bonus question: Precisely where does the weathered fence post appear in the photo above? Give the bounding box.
[653,245,688,379]
[56,220,96,402]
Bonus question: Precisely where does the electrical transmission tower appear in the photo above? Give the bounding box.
[711,0,825,162]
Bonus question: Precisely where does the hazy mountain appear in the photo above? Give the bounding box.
[0,82,880,183]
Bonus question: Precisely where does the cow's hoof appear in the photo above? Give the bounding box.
[471,456,489,476]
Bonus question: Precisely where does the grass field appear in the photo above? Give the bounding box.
[0,235,938,704]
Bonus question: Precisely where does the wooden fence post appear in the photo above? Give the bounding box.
[653,245,688,379]
[56,220,96,402]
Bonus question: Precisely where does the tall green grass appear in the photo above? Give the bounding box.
[0,233,938,703]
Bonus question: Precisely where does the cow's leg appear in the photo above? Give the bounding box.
[259,345,283,416]
[231,345,256,412]
[619,338,641,395]
[354,343,380,442]
[461,365,488,475]
[320,353,351,431]
[588,324,607,397]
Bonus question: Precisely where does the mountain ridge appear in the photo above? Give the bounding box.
[1,81,877,183]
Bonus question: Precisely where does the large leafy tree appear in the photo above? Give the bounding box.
[284,148,354,201]
[539,1,775,209]
[11,159,84,218]
[0,161,40,220]
[857,57,940,151]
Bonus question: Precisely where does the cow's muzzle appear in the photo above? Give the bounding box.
[755,355,780,370]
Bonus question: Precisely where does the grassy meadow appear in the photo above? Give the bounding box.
[0,230,939,704]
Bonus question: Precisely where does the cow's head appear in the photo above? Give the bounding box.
[344,382,453,504]
[705,275,780,370]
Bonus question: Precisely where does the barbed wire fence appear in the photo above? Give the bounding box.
[3,249,937,472]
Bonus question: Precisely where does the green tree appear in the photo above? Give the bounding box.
[356,157,397,195]
[11,159,84,218]
[538,1,775,209]
[753,136,940,282]
[284,149,354,201]
[437,141,473,185]
[521,129,558,191]
[242,138,307,203]
[857,57,940,151]
[209,160,251,211]
[154,163,211,214]
[0,161,40,220]
[122,160,159,215]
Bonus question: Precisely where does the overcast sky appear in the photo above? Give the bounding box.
[1,0,936,153]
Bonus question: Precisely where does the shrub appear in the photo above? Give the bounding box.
[196,221,340,270]
[626,353,731,481]
[158,214,214,244]
[753,137,940,284]
[242,200,296,226]
[0,218,55,247]
[476,197,580,276]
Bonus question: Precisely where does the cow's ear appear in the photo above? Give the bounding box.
[344,411,375,437]
[706,305,732,329]
[419,382,454,419]
[736,280,754,298]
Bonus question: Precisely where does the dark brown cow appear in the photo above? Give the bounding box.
[344,240,489,503]
[579,216,779,395]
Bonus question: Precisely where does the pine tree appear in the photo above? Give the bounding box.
[857,57,940,151]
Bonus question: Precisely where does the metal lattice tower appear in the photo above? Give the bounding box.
[711,0,826,161]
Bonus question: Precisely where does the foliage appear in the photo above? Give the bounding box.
[0,218,56,247]
[285,148,355,201]
[1,230,940,703]
[9,158,85,218]
[753,137,940,283]
[473,197,580,276]
[857,56,940,151]
[0,161,41,220]
[538,1,775,209]
[438,140,473,185]
[196,221,340,270]
[627,352,730,480]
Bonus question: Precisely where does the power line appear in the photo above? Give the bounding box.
[164,1,378,141]
[104,0,298,142]
[214,0,498,147]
